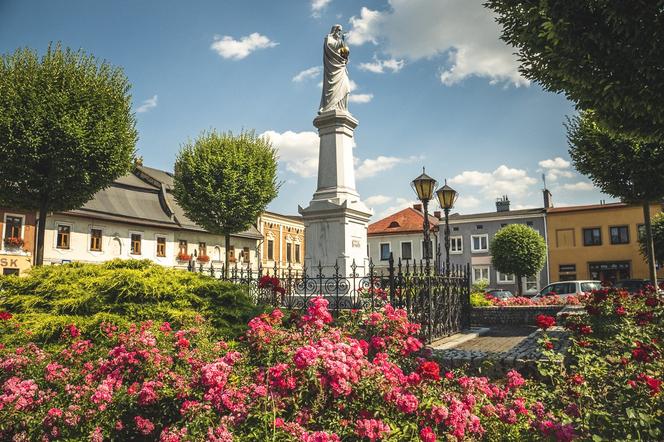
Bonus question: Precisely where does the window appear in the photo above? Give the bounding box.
[380,243,390,261]
[421,239,433,259]
[526,221,534,226]
[130,234,142,255]
[401,242,412,260]
[452,227,459,232]
[4,215,22,240]
[500,223,507,228]
[90,229,102,251]
[476,224,483,230]
[450,236,463,254]
[56,225,70,249]
[286,242,292,262]
[156,237,166,257]
[2,268,19,276]
[471,234,488,252]
[559,264,576,273]
[472,266,490,283]
[581,282,601,292]
[637,224,646,241]
[524,275,539,292]
[228,245,235,262]
[267,239,274,260]
[295,244,301,263]
[583,228,602,246]
[243,247,250,263]
[178,240,187,254]
[497,272,515,284]
[556,229,575,248]
[610,225,629,244]
[199,242,207,257]
[550,282,576,295]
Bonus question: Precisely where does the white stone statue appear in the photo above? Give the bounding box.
[319,24,350,114]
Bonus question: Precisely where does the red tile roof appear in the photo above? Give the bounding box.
[368,207,439,235]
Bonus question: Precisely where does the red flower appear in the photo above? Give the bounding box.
[615,305,626,316]
[0,311,12,321]
[645,297,659,307]
[636,311,654,326]
[577,340,591,348]
[419,426,436,442]
[570,374,585,385]
[544,341,554,350]
[535,314,556,330]
[417,361,441,381]
[579,325,593,335]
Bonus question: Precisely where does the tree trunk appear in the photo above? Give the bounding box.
[224,233,231,279]
[516,274,523,296]
[642,202,658,288]
[35,204,48,266]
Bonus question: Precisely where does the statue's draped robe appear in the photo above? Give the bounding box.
[319,34,350,113]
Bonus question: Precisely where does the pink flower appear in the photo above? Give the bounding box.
[355,419,390,441]
[419,426,436,442]
[134,416,155,436]
[293,345,318,369]
[506,370,525,389]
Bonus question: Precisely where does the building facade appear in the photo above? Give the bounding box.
[368,204,439,271]
[546,202,664,283]
[0,209,36,275]
[442,196,549,295]
[41,166,262,269]
[257,211,305,274]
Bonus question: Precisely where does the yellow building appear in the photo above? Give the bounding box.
[256,211,305,274]
[547,202,664,283]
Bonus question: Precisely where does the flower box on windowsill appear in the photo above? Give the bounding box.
[197,255,210,263]
[176,252,191,262]
[3,237,24,249]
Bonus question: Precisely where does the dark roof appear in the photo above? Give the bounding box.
[546,202,627,213]
[369,207,439,235]
[448,207,545,222]
[63,166,262,239]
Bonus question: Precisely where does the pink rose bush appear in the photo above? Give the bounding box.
[0,296,577,441]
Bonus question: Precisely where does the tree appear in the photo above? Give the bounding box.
[173,130,279,275]
[568,111,664,284]
[639,213,664,267]
[0,43,137,265]
[485,0,664,142]
[491,224,547,295]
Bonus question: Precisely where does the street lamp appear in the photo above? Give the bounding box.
[411,167,437,272]
[435,180,458,276]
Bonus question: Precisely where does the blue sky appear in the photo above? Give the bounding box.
[0,0,613,218]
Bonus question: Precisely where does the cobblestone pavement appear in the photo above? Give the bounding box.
[454,326,537,353]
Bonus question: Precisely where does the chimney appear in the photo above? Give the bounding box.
[543,188,553,209]
[495,195,510,212]
[433,210,441,219]
[413,203,422,211]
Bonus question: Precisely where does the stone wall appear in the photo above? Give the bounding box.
[471,306,565,326]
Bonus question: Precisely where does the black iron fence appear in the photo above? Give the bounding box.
[191,254,471,343]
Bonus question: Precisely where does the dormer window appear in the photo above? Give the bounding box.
[388,221,400,228]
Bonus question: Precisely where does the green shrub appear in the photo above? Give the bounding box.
[470,292,493,307]
[0,259,260,344]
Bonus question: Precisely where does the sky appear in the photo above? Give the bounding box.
[0,0,614,219]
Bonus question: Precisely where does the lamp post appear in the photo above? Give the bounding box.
[435,180,458,276]
[411,167,437,273]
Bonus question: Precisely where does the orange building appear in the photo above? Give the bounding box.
[0,208,36,275]
[546,202,664,283]
[257,211,305,274]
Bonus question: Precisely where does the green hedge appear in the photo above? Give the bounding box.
[0,259,260,344]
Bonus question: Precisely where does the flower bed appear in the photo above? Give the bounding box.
[471,305,567,326]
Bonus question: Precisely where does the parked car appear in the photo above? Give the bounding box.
[614,279,662,294]
[532,280,602,299]
[485,289,514,300]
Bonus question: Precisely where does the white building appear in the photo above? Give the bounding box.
[42,166,262,269]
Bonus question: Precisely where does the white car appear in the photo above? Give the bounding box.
[532,280,602,299]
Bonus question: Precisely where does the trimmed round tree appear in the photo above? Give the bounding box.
[490,224,547,295]
[173,130,279,275]
[0,43,137,265]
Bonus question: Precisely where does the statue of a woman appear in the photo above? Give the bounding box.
[319,24,350,114]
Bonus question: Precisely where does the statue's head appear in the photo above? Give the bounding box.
[330,24,343,37]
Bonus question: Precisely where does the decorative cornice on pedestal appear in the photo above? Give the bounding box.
[313,110,359,131]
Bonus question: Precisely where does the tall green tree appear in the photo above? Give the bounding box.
[0,43,137,265]
[173,130,279,275]
[491,224,547,295]
[568,111,664,284]
[485,0,664,142]
[639,212,664,267]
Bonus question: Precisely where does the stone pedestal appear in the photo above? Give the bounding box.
[299,110,372,277]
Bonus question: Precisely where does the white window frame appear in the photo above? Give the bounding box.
[471,234,489,253]
[400,241,413,261]
[523,274,540,293]
[2,213,26,251]
[53,221,74,250]
[88,226,105,253]
[379,242,391,261]
[128,230,143,256]
[472,265,490,284]
[450,236,463,254]
[496,271,515,284]
[155,234,168,258]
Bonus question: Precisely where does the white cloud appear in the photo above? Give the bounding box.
[561,181,594,191]
[539,157,570,170]
[261,130,319,178]
[355,156,403,180]
[449,165,537,199]
[359,57,405,74]
[210,33,277,60]
[311,0,332,17]
[377,197,415,219]
[454,195,481,211]
[135,95,158,113]
[292,66,321,82]
[365,195,393,207]
[347,0,527,87]
[349,93,374,103]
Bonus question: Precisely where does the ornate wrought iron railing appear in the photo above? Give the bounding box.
[192,254,471,343]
